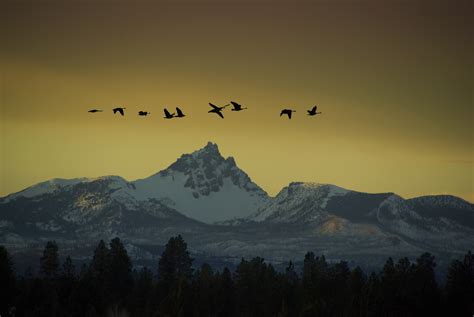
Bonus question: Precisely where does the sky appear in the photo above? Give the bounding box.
[1,0,473,201]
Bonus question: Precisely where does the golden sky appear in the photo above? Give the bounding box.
[1,0,473,201]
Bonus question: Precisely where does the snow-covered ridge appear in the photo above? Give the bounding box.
[2,142,472,228]
[3,178,90,202]
[249,182,349,222]
[1,142,269,224]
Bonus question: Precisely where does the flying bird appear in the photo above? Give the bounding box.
[88,109,103,113]
[280,109,296,119]
[208,103,229,119]
[138,111,150,116]
[230,101,247,111]
[307,106,322,116]
[113,107,126,116]
[163,108,175,119]
[175,107,186,118]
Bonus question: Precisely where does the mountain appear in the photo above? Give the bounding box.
[2,142,269,224]
[247,182,474,253]
[1,142,473,269]
[131,142,269,223]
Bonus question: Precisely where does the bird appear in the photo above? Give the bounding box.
[175,107,186,118]
[138,111,150,116]
[88,109,103,113]
[230,101,247,111]
[163,108,175,119]
[208,103,229,119]
[307,106,322,116]
[280,109,296,119]
[113,107,126,116]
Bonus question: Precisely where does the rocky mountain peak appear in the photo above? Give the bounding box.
[158,142,266,200]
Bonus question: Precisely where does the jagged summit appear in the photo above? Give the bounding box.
[129,142,269,223]
[162,142,262,199]
[192,141,221,157]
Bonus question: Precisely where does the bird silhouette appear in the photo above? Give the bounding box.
[208,103,229,119]
[280,109,296,119]
[88,109,103,113]
[163,108,175,119]
[113,107,126,116]
[138,111,150,116]
[230,101,247,111]
[175,107,186,118]
[307,106,322,116]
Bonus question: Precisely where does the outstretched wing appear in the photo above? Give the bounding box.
[280,110,285,116]
[209,103,219,110]
[312,106,317,112]
[216,111,224,119]
[118,108,124,116]
[288,111,292,119]
[176,107,184,116]
[164,108,172,117]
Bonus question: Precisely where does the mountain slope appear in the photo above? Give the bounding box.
[248,182,474,253]
[1,142,472,267]
[2,142,269,224]
[131,142,269,223]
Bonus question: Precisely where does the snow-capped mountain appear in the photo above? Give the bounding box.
[131,142,269,223]
[247,182,474,253]
[2,142,269,224]
[0,142,473,267]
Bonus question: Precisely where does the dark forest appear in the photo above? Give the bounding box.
[1,236,473,317]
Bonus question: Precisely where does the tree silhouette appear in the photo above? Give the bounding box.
[2,237,474,316]
[445,251,474,316]
[107,237,133,313]
[130,266,154,317]
[0,246,16,316]
[216,267,235,316]
[157,235,194,315]
[40,240,59,278]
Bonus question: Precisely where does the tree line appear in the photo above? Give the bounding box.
[1,235,473,317]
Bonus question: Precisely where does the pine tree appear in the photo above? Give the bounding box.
[130,266,154,317]
[61,256,75,279]
[379,257,397,315]
[89,240,110,314]
[445,250,474,316]
[282,261,300,316]
[412,252,439,315]
[107,237,133,314]
[193,263,216,316]
[40,240,60,278]
[58,256,76,315]
[348,266,366,317]
[91,240,109,279]
[157,235,194,315]
[234,257,281,316]
[0,245,16,316]
[157,235,193,293]
[216,267,234,317]
[301,252,329,315]
[364,272,381,317]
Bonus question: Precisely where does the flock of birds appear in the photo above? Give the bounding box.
[88,101,322,120]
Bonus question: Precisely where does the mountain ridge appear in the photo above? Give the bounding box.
[1,142,472,266]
